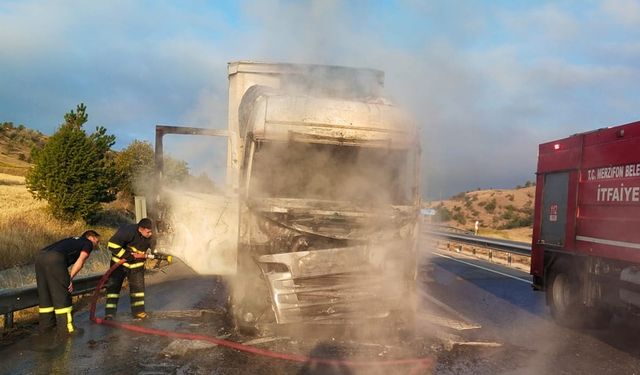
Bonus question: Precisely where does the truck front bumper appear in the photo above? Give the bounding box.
[257,244,413,324]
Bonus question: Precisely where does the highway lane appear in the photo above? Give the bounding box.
[423,244,640,374]
[2,243,640,374]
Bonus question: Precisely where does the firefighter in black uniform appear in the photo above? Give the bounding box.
[35,230,101,335]
[104,218,154,320]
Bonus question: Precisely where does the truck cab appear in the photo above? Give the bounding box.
[156,61,421,332]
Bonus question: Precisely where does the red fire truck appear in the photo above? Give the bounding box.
[531,120,640,327]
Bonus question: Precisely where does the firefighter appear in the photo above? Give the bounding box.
[35,230,101,336]
[104,218,154,320]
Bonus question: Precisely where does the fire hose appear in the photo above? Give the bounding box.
[89,257,434,374]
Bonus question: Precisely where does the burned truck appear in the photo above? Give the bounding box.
[155,61,421,332]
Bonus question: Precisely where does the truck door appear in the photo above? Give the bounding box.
[540,172,569,247]
[155,126,238,275]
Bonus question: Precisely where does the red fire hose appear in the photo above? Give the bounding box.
[89,259,434,374]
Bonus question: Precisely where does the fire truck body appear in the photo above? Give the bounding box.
[531,120,640,325]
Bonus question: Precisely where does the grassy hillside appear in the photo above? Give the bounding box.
[0,122,47,176]
[426,185,535,242]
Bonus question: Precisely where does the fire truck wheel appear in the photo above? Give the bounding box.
[548,264,613,329]
[548,268,582,327]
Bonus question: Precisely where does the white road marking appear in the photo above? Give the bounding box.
[432,251,531,284]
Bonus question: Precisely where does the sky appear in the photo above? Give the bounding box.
[1,0,639,200]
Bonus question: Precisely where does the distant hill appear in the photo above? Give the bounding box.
[0,122,47,176]
[425,183,535,242]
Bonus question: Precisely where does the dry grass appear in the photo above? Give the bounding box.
[0,173,115,270]
[478,227,532,243]
[0,153,30,176]
[0,173,26,186]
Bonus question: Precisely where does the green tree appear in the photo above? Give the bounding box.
[115,140,155,200]
[26,104,119,222]
[114,140,192,202]
[164,157,189,183]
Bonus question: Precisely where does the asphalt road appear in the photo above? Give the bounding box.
[2,242,640,374]
[423,245,640,374]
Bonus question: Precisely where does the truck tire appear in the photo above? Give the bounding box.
[548,263,612,329]
[230,295,275,336]
[227,258,276,336]
[548,266,583,327]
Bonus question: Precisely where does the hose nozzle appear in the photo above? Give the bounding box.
[147,251,173,264]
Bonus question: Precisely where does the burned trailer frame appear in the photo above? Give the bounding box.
[155,125,229,176]
[154,61,421,332]
[153,125,230,233]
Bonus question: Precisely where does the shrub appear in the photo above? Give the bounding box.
[26,104,119,222]
[484,198,497,213]
[434,206,452,222]
[452,211,466,225]
[501,209,516,221]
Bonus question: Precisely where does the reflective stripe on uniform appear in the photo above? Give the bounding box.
[132,301,145,307]
[109,242,126,257]
[131,292,144,298]
[55,306,74,332]
[111,257,145,268]
[107,294,119,298]
[124,262,144,268]
[130,245,143,253]
[105,303,117,308]
[55,306,73,314]
[39,306,54,313]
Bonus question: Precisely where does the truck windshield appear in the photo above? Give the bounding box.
[248,141,415,205]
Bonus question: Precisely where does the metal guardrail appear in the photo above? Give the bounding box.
[0,274,103,329]
[1,228,531,330]
[425,230,532,257]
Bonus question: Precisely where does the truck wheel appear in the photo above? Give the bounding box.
[230,298,274,336]
[548,264,612,329]
[548,269,583,327]
[227,265,276,336]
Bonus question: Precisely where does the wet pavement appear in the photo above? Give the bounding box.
[2,243,640,374]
